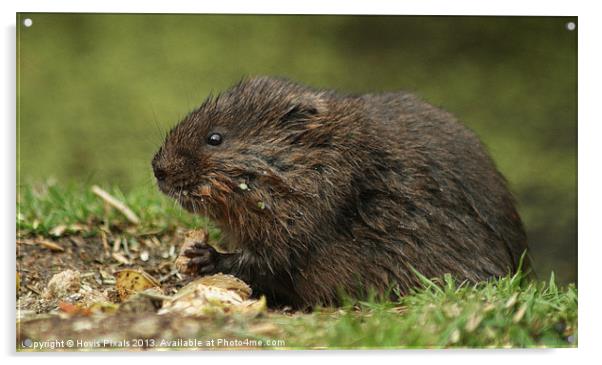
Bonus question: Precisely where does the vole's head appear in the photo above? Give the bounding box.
[151,76,339,223]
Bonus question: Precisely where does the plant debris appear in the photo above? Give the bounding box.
[91,185,140,225]
[114,269,162,301]
[159,275,265,317]
[42,270,81,300]
[35,238,64,252]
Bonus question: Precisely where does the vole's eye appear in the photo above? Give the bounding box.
[207,132,223,146]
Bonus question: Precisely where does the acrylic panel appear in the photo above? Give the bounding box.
[16,13,577,351]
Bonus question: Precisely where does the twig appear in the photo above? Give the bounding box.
[112,252,131,265]
[159,269,179,283]
[112,237,121,252]
[122,237,131,258]
[17,239,36,246]
[100,230,110,256]
[91,185,140,225]
[26,285,42,296]
[35,239,65,252]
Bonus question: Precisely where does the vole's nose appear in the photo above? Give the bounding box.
[153,164,167,182]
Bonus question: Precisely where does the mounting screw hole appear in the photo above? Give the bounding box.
[566,22,576,31]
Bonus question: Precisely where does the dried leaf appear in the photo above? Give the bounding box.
[449,329,461,344]
[114,269,162,301]
[513,304,528,323]
[49,225,67,237]
[465,313,483,332]
[159,275,264,318]
[58,301,92,316]
[195,274,252,300]
[505,293,519,308]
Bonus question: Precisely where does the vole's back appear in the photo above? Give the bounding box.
[352,92,527,287]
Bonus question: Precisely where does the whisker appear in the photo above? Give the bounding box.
[150,104,167,144]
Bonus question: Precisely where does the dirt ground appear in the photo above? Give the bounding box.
[17,231,185,312]
[16,231,288,351]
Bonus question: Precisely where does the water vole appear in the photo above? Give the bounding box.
[152,76,528,308]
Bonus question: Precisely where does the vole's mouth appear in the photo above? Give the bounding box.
[175,194,203,214]
[158,180,215,214]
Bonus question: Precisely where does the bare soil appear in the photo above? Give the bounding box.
[16,231,287,351]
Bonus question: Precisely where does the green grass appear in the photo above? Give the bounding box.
[16,183,577,348]
[268,273,577,348]
[17,181,216,239]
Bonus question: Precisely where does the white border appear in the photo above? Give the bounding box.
[1,0,585,16]
[3,0,599,363]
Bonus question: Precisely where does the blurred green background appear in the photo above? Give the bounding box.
[17,14,577,284]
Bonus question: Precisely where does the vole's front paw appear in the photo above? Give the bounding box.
[175,240,220,276]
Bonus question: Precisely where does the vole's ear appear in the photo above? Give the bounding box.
[279,96,326,125]
[281,98,334,147]
[280,104,318,124]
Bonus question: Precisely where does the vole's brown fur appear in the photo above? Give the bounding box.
[152,76,528,309]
